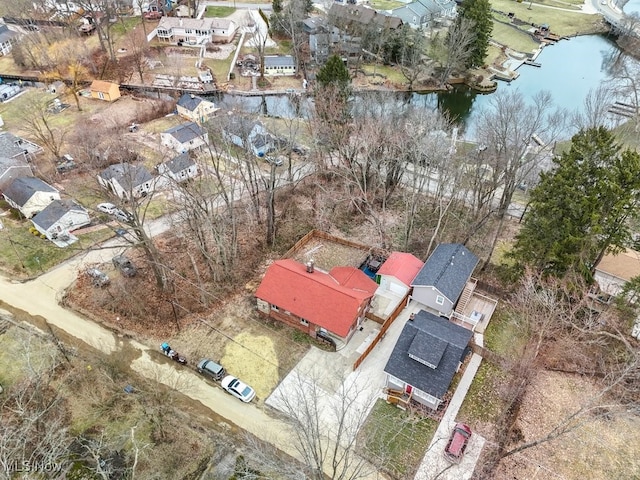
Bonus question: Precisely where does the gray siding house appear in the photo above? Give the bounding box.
[157,152,199,185]
[392,0,456,29]
[223,117,274,157]
[384,309,472,410]
[97,163,155,200]
[161,122,209,153]
[411,243,478,318]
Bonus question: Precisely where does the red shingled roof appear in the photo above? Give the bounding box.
[377,252,424,287]
[255,259,377,337]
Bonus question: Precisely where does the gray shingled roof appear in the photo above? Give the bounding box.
[264,55,295,68]
[4,177,57,207]
[0,24,17,44]
[32,199,86,230]
[99,163,153,190]
[163,152,194,174]
[164,122,205,144]
[411,244,478,302]
[177,93,205,112]
[224,116,260,139]
[0,131,28,158]
[384,310,472,400]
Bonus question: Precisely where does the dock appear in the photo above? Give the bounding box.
[524,59,542,67]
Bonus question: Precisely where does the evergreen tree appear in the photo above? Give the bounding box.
[316,54,351,88]
[272,0,283,13]
[510,127,640,279]
[458,0,492,68]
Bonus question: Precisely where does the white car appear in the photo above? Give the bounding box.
[220,375,256,403]
[97,202,116,214]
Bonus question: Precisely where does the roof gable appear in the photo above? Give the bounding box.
[32,199,87,229]
[0,131,28,158]
[4,177,58,206]
[164,122,206,143]
[377,252,424,286]
[255,259,377,337]
[90,80,119,93]
[177,93,206,112]
[411,244,478,301]
[99,163,153,189]
[596,248,640,282]
[384,310,472,399]
[163,152,195,173]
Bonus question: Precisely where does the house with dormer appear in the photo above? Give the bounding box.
[411,243,478,318]
[176,93,218,124]
[391,0,457,29]
[255,259,378,343]
[384,309,472,410]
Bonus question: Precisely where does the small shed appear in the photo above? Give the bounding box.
[90,80,121,102]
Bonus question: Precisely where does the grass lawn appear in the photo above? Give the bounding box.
[369,0,404,10]
[0,211,113,277]
[208,56,235,83]
[483,307,530,358]
[457,361,509,425]
[490,0,606,37]
[205,6,236,17]
[361,64,407,86]
[110,16,142,36]
[360,400,438,478]
[492,20,539,53]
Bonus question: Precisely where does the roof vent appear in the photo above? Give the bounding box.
[306,260,315,273]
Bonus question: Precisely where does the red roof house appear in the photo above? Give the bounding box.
[376,252,424,296]
[255,259,378,341]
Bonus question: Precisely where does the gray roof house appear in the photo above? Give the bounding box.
[161,122,209,153]
[3,177,60,218]
[0,23,18,56]
[0,131,41,161]
[384,309,473,410]
[97,163,155,200]
[223,117,274,157]
[31,199,91,246]
[392,0,456,29]
[0,156,33,191]
[176,93,218,125]
[411,243,478,318]
[157,152,199,185]
[263,55,297,76]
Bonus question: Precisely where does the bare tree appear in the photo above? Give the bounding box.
[20,95,70,158]
[434,17,476,87]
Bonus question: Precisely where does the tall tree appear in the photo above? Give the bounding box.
[457,0,492,67]
[510,127,640,278]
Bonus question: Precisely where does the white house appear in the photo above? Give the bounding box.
[155,17,237,45]
[263,55,297,77]
[3,177,60,218]
[97,163,155,200]
[0,24,18,56]
[157,152,199,185]
[176,93,218,124]
[31,199,91,245]
[161,122,209,153]
[594,248,640,297]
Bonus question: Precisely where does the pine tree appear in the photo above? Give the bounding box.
[510,127,640,279]
[458,0,492,68]
[316,54,350,88]
[272,0,283,13]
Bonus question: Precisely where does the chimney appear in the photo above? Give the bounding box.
[306,260,315,273]
[190,94,195,99]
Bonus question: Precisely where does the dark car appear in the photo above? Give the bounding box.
[444,423,472,463]
[112,255,137,277]
[196,359,226,382]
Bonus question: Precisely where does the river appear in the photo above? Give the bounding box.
[211,33,626,140]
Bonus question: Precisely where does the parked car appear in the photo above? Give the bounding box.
[112,255,137,277]
[220,375,255,402]
[97,202,117,214]
[444,423,472,463]
[85,267,110,287]
[143,10,163,19]
[114,209,134,223]
[196,359,226,382]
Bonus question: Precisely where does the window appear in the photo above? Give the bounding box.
[271,305,279,311]
[436,295,445,305]
[300,319,309,326]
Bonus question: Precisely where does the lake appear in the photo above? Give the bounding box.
[213,33,626,140]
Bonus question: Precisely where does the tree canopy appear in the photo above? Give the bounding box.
[316,54,351,88]
[458,0,492,68]
[510,127,640,279]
